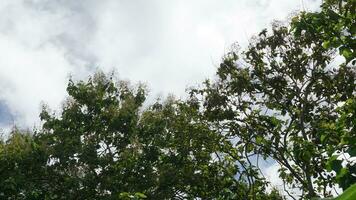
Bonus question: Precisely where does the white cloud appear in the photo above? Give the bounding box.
[0,0,321,128]
[262,161,303,199]
[0,1,324,198]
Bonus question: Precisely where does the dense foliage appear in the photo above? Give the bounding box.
[292,0,355,63]
[292,0,356,194]
[0,0,355,199]
[0,73,280,199]
[190,23,355,199]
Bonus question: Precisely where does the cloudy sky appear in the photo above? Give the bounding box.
[0,0,321,129]
[0,0,324,196]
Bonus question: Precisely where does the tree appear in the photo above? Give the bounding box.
[38,73,149,199]
[35,72,278,199]
[292,0,356,192]
[292,0,355,63]
[324,97,356,191]
[0,128,49,199]
[137,97,239,199]
[0,72,283,199]
[191,24,355,199]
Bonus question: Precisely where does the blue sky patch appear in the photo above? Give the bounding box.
[0,101,12,125]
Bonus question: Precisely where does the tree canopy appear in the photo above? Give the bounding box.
[0,73,279,199]
[190,23,355,199]
[0,0,355,199]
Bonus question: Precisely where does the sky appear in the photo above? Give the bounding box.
[0,0,322,128]
[0,0,323,196]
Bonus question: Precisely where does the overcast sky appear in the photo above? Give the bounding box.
[0,0,322,129]
[0,0,322,125]
[0,0,323,196]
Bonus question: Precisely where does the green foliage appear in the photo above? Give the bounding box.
[138,98,239,199]
[291,1,356,194]
[324,98,356,190]
[292,0,356,63]
[313,184,356,200]
[119,192,147,200]
[0,129,49,199]
[0,72,280,199]
[1,1,354,199]
[191,23,355,199]
[335,183,356,200]
[37,72,149,199]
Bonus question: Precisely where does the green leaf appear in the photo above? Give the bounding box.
[335,183,356,200]
[321,134,327,143]
[347,147,356,157]
[326,155,342,173]
[341,48,353,60]
[256,135,263,144]
[135,193,147,199]
[322,41,331,49]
